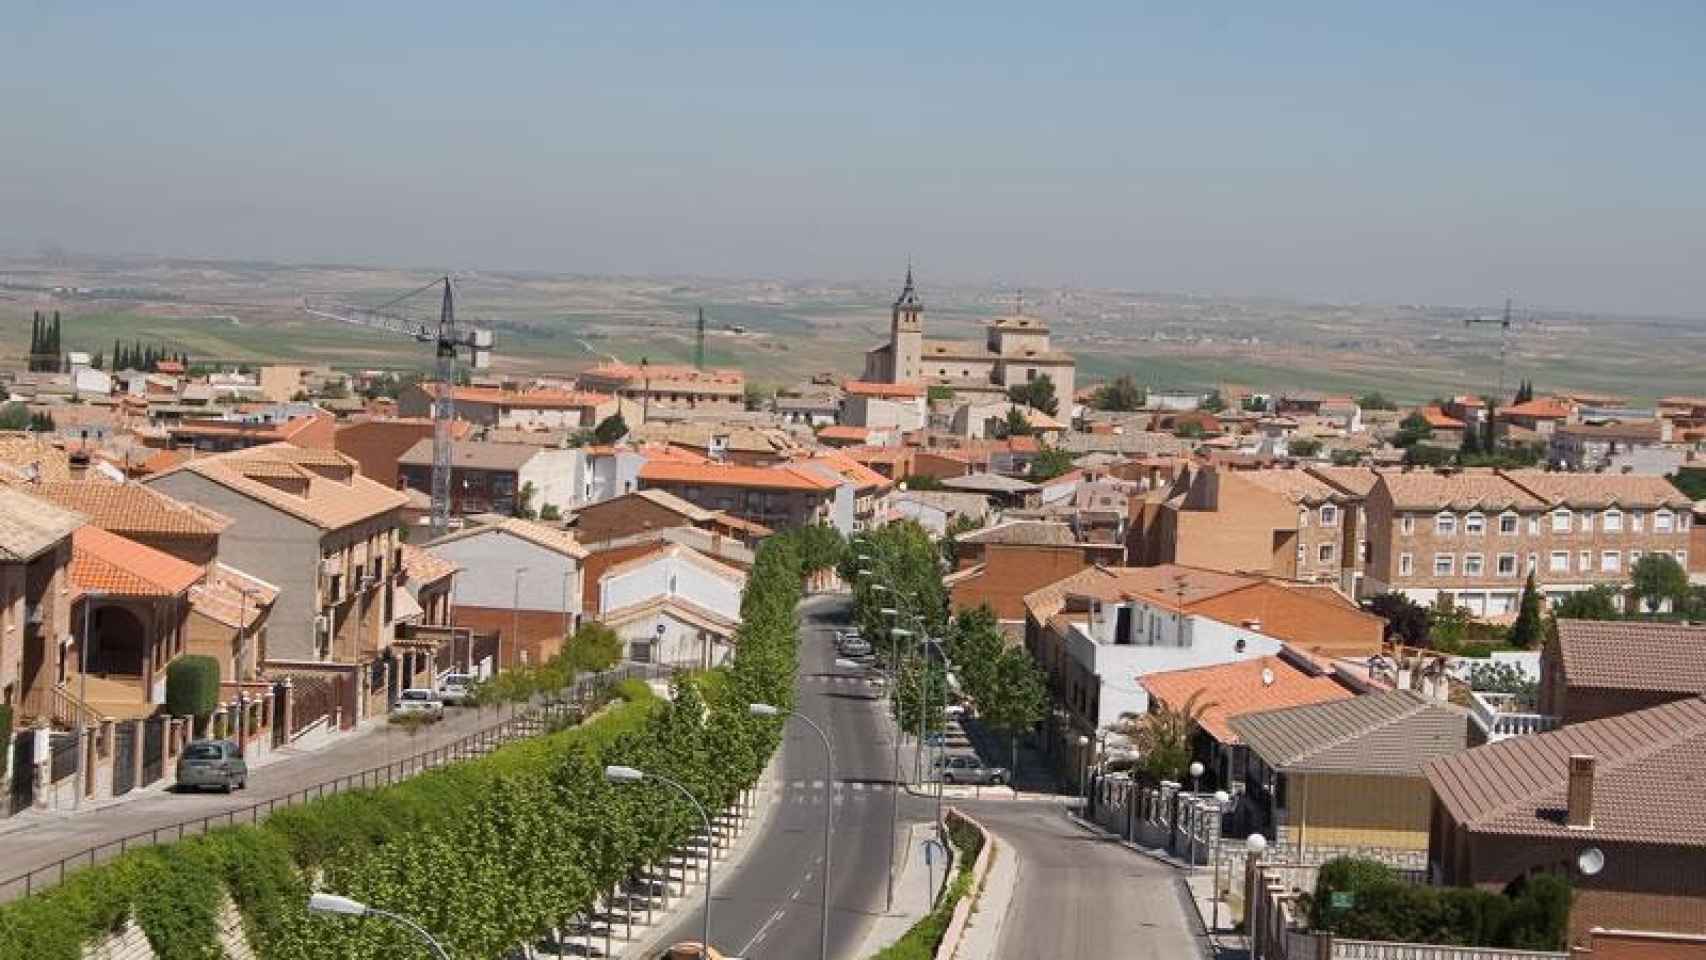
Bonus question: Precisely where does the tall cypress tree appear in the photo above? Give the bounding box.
[28,313,40,371]
[1510,572,1543,648]
[49,313,61,368]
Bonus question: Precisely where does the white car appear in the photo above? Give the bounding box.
[437,673,476,705]
[392,688,445,720]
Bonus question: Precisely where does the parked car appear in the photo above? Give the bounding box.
[392,688,445,720]
[935,752,1008,785]
[437,672,476,705]
[176,739,248,793]
[838,635,873,658]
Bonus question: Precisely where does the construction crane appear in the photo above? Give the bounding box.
[1462,298,1529,401]
[304,277,493,538]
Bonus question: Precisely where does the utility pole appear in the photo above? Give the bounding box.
[695,307,706,371]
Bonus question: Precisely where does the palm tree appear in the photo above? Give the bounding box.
[1107,690,1214,784]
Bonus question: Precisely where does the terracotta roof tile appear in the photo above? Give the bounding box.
[420,382,615,409]
[397,438,542,471]
[638,460,842,493]
[29,481,232,538]
[1503,398,1572,419]
[0,486,84,561]
[1231,688,1469,775]
[1142,654,1354,743]
[189,564,279,628]
[1237,469,1343,504]
[71,525,202,597]
[959,520,1076,546]
[398,542,459,585]
[1375,470,1546,512]
[150,442,407,530]
[1425,695,1706,845]
[427,516,589,559]
[843,380,926,398]
[1555,619,1706,696]
[0,435,72,482]
[1502,470,1691,510]
[599,541,745,586]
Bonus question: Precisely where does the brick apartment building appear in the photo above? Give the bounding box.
[398,382,617,430]
[574,362,745,413]
[1364,469,1692,615]
[635,460,841,531]
[334,418,472,487]
[569,488,771,547]
[397,439,582,519]
[946,520,1125,625]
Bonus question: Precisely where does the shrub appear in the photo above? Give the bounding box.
[1310,856,1570,949]
[165,656,221,720]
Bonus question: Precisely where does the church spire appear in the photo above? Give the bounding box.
[894,261,922,309]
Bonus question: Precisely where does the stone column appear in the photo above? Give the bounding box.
[130,718,145,788]
[280,678,295,739]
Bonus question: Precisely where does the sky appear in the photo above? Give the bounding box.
[3,1,1703,316]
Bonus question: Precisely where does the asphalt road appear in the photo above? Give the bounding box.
[964,801,1209,960]
[655,593,935,960]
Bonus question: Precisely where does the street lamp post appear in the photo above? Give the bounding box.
[1211,790,1231,932]
[234,585,258,754]
[751,703,833,960]
[1077,734,1092,811]
[511,566,528,669]
[1244,833,1268,946]
[307,892,451,960]
[605,765,714,959]
[1189,760,1205,795]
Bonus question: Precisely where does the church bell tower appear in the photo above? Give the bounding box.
[889,265,924,383]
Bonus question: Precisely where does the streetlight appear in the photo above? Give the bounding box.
[1211,790,1231,932]
[604,765,714,959]
[1077,734,1092,809]
[1189,760,1205,794]
[1244,833,1268,939]
[750,703,833,960]
[307,892,450,960]
[511,566,529,670]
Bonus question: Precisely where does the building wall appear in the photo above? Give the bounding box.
[608,609,729,667]
[637,478,827,531]
[431,532,582,614]
[334,420,437,486]
[450,606,568,668]
[517,448,583,516]
[599,553,742,623]
[1189,582,1384,657]
[1054,615,1282,729]
[950,544,1095,621]
[574,496,700,545]
[1288,772,1432,852]
[144,471,325,662]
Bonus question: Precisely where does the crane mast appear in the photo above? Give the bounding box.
[303,276,492,539]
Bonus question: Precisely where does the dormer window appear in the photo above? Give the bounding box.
[1435,512,1457,536]
[1319,505,1339,527]
[1602,509,1623,532]
[1464,512,1485,535]
[1551,509,1573,533]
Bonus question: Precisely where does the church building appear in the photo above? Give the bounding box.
[860,269,1076,406]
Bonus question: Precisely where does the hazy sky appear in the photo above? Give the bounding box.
[3,2,1703,315]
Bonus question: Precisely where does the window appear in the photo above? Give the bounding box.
[1360,540,1370,563]
[1682,513,1693,531]
[1496,553,1518,576]
[1551,509,1573,533]
[1401,515,1415,535]
[1528,514,1540,535]
[1633,510,1645,531]
[1579,550,1592,572]
[1465,512,1485,535]
[1549,550,1569,573]
[1319,543,1335,564]
[1630,549,1643,565]
[1499,513,1519,535]
[1601,551,1621,573]
[1398,553,1414,577]
[1527,553,1538,575]
[1655,510,1674,532]
[1320,505,1339,527]
[1436,512,1457,536]
[1602,509,1623,532]
[1434,554,1455,576]
[1464,554,1484,576]
[1298,508,1309,528]
[1581,511,1596,533]
[1677,549,1690,567]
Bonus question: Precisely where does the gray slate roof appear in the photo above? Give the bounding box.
[957,519,1075,546]
[941,472,1038,494]
[398,438,541,471]
[0,486,85,561]
[1228,689,1470,777]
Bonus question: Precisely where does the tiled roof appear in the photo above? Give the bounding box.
[958,520,1076,546]
[0,435,72,482]
[0,486,84,561]
[940,472,1039,494]
[638,460,842,493]
[1307,465,1381,497]
[796,451,893,491]
[1425,695,1706,845]
[628,421,799,454]
[71,525,202,597]
[1231,689,1469,776]
[843,380,926,398]
[1022,564,1258,622]
[1141,655,1355,744]
[189,564,280,628]
[891,491,991,519]
[1556,420,1664,441]
[600,593,740,636]
[1502,470,1691,510]
[630,488,719,522]
[418,382,613,409]
[1375,470,1545,511]
[151,443,408,530]
[1554,619,1706,696]
[1420,406,1465,429]
[169,413,327,440]
[29,481,231,538]
[398,542,459,585]
[1236,469,1343,504]
[816,425,871,441]
[397,438,542,471]
[1503,398,1572,419]
[428,516,589,559]
[580,525,757,567]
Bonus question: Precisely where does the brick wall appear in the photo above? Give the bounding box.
[451,606,569,668]
[574,497,695,544]
[950,544,1094,620]
[1581,930,1706,959]
[334,419,437,486]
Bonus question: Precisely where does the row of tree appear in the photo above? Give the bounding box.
[109,339,189,373]
[26,311,62,372]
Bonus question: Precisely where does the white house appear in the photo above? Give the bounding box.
[597,543,745,667]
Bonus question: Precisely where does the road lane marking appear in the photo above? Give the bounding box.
[741,909,788,955]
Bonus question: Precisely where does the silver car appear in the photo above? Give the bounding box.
[935,753,1008,785]
[392,688,445,720]
[176,739,248,793]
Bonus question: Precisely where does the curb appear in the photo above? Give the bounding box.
[1061,811,1222,960]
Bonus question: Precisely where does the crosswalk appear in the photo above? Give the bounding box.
[811,675,883,688]
[778,778,900,805]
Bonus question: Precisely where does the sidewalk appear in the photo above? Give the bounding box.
[1063,809,1251,958]
[951,831,1015,959]
[851,821,952,959]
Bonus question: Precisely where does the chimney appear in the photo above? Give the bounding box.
[1567,754,1595,829]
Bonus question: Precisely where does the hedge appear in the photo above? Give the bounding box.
[868,814,986,960]
[0,526,840,960]
[164,655,221,719]
[1309,856,1570,950]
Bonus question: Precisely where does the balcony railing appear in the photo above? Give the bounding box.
[1469,690,1559,741]
[19,684,106,730]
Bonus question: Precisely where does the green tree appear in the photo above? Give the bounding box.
[28,412,54,433]
[1027,446,1075,481]
[1669,468,1706,501]
[1364,592,1432,646]
[1429,596,1473,652]
[1630,552,1689,614]
[1330,448,1363,466]
[927,384,956,403]
[538,503,561,522]
[1289,437,1322,458]
[1112,690,1210,783]
[1403,443,1454,467]
[1175,420,1205,439]
[998,406,1032,437]
[1393,411,1432,448]
[1509,572,1543,648]
[939,512,982,562]
[1200,390,1226,413]
[166,656,222,724]
[513,481,537,520]
[1092,375,1144,412]
[1551,585,1622,622]
[1357,392,1398,411]
[559,621,623,674]
[0,403,30,431]
[743,382,773,412]
[1006,374,1058,416]
[593,412,628,443]
[978,648,1047,772]
[902,473,944,491]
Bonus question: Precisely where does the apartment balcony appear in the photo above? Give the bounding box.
[1469,690,1559,742]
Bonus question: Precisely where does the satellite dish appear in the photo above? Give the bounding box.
[1261,668,1275,687]
[1577,847,1605,876]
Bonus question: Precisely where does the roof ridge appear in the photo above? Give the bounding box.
[1267,691,1426,768]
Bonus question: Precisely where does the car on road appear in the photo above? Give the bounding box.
[436,672,476,705]
[175,739,247,793]
[935,752,1008,785]
[392,688,445,720]
[837,634,873,658]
